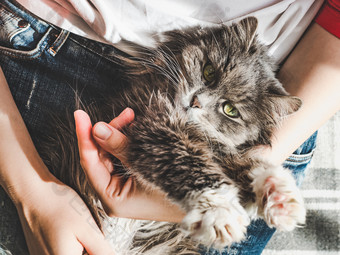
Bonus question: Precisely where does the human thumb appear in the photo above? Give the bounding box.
[92,122,128,164]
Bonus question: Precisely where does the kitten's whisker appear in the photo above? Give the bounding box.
[153,46,182,82]
[159,46,182,78]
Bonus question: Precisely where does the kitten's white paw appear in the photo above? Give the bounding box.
[181,185,250,249]
[262,176,306,231]
[251,165,306,231]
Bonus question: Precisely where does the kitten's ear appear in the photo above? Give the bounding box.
[235,17,258,52]
[269,95,302,117]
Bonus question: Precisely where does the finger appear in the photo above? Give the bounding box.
[109,108,135,130]
[92,122,129,164]
[106,175,133,198]
[92,108,134,163]
[119,177,134,198]
[74,110,111,194]
[106,175,122,197]
[74,110,96,152]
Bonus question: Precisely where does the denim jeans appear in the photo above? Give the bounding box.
[0,1,317,254]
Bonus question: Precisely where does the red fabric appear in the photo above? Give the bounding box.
[315,0,340,38]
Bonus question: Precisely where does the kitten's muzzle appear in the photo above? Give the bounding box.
[190,95,202,109]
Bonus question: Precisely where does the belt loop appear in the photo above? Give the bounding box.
[47,29,70,57]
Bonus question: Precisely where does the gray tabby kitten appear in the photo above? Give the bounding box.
[43,17,305,254]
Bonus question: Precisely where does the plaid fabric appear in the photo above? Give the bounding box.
[264,111,340,255]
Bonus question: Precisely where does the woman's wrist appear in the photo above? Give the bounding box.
[3,165,58,207]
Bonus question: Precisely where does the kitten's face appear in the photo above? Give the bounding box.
[166,18,301,151]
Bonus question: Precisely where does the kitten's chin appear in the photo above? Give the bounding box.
[184,107,202,123]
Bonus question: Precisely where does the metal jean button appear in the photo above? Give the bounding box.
[18,19,29,28]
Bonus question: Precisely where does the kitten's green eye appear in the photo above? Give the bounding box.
[223,103,240,118]
[203,63,216,82]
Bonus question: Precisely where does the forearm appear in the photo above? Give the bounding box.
[270,23,340,164]
[110,187,185,222]
[0,67,56,203]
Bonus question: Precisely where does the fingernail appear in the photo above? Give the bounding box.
[119,107,131,116]
[94,123,112,140]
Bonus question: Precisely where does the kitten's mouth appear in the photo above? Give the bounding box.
[190,95,202,109]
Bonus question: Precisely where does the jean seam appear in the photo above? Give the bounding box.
[69,35,122,64]
[285,149,315,164]
[0,27,52,59]
[0,26,70,60]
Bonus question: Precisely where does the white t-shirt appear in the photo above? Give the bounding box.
[17,0,323,63]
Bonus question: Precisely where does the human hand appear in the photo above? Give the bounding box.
[15,179,114,255]
[74,109,185,222]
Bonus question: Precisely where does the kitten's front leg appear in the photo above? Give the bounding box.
[181,183,250,249]
[250,163,306,231]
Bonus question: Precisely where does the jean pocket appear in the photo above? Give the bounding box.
[0,3,53,59]
[283,132,318,186]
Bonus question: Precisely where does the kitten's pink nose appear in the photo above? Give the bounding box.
[190,95,202,108]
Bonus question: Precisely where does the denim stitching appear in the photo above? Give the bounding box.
[0,0,56,59]
[0,27,52,59]
[8,24,30,43]
[69,35,124,64]
[47,30,70,56]
[285,149,315,164]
